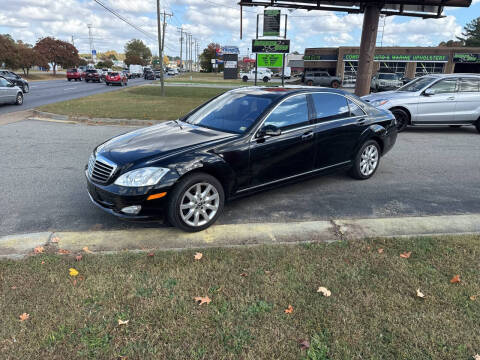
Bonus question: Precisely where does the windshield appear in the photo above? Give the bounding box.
[184,92,273,134]
[398,76,436,92]
[378,73,396,80]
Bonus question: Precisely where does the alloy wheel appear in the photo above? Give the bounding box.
[180,182,219,227]
[16,93,23,105]
[360,145,378,176]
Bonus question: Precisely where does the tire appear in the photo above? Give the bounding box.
[349,140,381,180]
[85,79,89,83]
[68,78,71,82]
[15,92,23,105]
[242,76,248,82]
[166,172,225,232]
[263,77,269,83]
[475,120,480,133]
[331,80,340,88]
[22,84,29,93]
[391,108,409,132]
[106,82,109,86]
[306,80,313,86]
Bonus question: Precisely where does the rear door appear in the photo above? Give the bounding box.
[0,77,8,104]
[454,77,480,123]
[416,77,458,123]
[311,92,368,168]
[248,94,316,187]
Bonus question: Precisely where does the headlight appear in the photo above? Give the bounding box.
[370,99,389,107]
[114,167,169,187]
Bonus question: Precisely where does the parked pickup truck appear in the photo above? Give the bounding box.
[240,69,271,83]
[66,68,84,81]
[303,71,341,88]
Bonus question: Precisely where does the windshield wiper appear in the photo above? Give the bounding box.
[173,119,183,130]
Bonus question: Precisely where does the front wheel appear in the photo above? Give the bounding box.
[263,77,269,83]
[22,84,29,93]
[349,140,381,180]
[475,120,480,133]
[242,76,248,82]
[306,80,313,86]
[167,172,224,232]
[331,80,340,88]
[391,108,409,132]
[15,92,23,105]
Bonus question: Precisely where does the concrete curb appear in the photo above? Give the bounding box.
[30,110,165,126]
[1,214,480,259]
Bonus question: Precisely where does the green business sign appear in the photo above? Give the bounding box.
[453,53,480,63]
[257,53,283,68]
[343,54,448,62]
[263,10,281,36]
[252,39,290,53]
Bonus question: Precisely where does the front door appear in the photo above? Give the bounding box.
[416,77,458,124]
[248,94,316,188]
[0,77,9,104]
[454,77,480,123]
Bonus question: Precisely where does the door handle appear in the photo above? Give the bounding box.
[301,131,314,140]
[447,97,455,101]
[356,118,367,126]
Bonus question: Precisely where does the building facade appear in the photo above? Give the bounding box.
[304,46,480,86]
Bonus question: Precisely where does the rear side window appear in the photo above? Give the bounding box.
[459,78,480,92]
[311,93,350,122]
[263,95,310,131]
[348,99,365,117]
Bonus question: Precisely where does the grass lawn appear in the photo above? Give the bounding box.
[1,235,479,359]
[37,86,228,120]
[23,72,66,81]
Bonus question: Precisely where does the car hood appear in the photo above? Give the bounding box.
[96,121,236,166]
[362,90,417,102]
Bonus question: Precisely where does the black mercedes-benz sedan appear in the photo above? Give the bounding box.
[86,86,397,231]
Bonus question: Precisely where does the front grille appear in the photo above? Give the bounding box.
[87,154,117,184]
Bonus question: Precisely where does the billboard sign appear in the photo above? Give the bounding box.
[263,10,281,36]
[453,53,480,63]
[257,53,283,68]
[252,39,290,53]
[222,46,240,54]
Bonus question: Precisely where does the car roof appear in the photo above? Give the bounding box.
[230,86,351,100]
[426,73,480,79]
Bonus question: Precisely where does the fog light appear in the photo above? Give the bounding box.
[121,205,142,215]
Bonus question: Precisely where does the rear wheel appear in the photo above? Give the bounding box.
[167,172,224,232]
[475,120,480,133]
[349,140,381,180]
[242,76,248,82]
[391,108,409,132]
[85,79,89,83]
[15,92,23,105]
[306,80,313,86]
[263,77,269,83]
[331,80,340,88]
[68,78,71,81]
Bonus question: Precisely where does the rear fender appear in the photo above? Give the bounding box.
[354,124,387,155]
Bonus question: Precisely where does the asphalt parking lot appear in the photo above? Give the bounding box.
[0,119,479,236]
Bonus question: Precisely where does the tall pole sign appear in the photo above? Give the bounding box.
[263,10,281,36]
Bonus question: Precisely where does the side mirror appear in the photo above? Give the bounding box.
[424,88,435,96]
[257,124,282,138]
[7,82,14,87]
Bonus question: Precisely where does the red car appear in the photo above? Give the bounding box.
[66,68,84,81]
[105,72,128,86]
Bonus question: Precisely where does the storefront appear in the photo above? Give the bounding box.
[304,46,480,85]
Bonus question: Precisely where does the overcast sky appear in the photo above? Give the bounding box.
[1,0,479,58]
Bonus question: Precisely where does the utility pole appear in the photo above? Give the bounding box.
[178,27,183,70]
[156,0,165,96]
[87,24,94,64]
[71,35,75,47]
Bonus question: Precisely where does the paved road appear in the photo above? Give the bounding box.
[1,120,479,236]
[0,77,154,116]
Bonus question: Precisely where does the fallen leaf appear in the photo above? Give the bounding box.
[400,251,412,259]
[147,252,154,257]
[194,252,203,260]
[19,313,29,321]
[50,235,59,243]
[11,286,17,290]
[75,255,83,261]
[317,286,332,297]
[69,268,79,277]
[240,272,248,277]
[264,270,271,275]
[450,275,461,284]
[58,249,70,255]
[194,296,211,305]
[473,354,480,360]
[377,248,384,254]
[298,339,310,350]
[470,294,479,301]
[41,261,45,265]
[34,246,44,254]
[72,279,77,286]
[118,319,129,326]
[82,246,93,254]
[416,288,425,298]
[367,246,371,250]
[284,305,293,314]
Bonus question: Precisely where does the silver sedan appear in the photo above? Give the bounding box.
[0,76,23,105]
[362,73,480,133]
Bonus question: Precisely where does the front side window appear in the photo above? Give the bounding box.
[263,95,310,131]
[398,76,436,92]
[459,78,480,92]
[0,77,10,87]
[185,92,273,134]
[429,79,457,94]
[311,93,350,122]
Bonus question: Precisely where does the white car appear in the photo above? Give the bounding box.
[240,69,271,83]
[362,73,480,133]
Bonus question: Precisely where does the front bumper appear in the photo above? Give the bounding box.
[86,171,171,219]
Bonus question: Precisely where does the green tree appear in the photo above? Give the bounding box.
[200,43,223,73]
[457,17,480,47]
[124,54,146,66]
[124,39,151,64]
[438,39,464,47]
